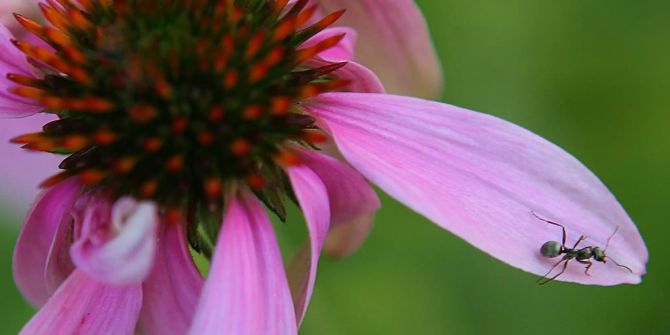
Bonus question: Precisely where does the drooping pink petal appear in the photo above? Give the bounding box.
[70,197,159,286]
[0,115,61,215]
[315,0,443,98]
[295,148,380,258]
[13,178,81,307]
[304,92,648,286]
[0,25,42,118]
[139,222,203,335]
[188,191,297,335]
[19,270,142,335]
[285,164,330,324]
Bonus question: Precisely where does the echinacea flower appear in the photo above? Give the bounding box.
[1,1,648,334]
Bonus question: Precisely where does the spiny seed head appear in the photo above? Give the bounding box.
[9,0,347,229]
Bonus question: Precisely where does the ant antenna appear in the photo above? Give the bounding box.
[604,226,620,252]
[607,256,633,273]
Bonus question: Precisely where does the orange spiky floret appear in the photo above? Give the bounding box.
[276,149,301,166]
[294,34,346,63]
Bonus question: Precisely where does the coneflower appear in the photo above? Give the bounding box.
[0,1,647,334]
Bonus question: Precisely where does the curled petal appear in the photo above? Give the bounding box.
[70,197,159,286]
[304,92,648,285]
[0,25,42,118]
[285,164,330,324]
[295,149,380,258]
[188,191,297,335]
[13,178,81,307]
[316,0,443,98]
[19,270,142,335]
[140,222,203,335]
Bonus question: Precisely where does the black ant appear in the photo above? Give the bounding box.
[533,212,632,285]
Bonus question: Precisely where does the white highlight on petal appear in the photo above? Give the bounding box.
[71,197,159,286]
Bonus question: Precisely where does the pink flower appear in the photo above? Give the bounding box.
[1,1,648,334]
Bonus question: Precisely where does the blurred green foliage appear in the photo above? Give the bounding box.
[1,0,668,334]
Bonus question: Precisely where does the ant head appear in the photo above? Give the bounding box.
[593,247,606,262]
[540,241,562,258]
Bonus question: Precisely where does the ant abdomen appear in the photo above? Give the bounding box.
[540,241,562,258]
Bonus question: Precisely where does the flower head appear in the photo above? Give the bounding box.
[1,0,648,334]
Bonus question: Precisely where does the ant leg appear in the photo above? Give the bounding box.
[572,235,587,249]
[537,258,570,285]
[536,258,564,284]
[577,259,593,276]
[532,211,567,246]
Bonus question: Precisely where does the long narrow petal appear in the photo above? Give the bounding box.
[140,222,203,335]
[188,191,297,335]
[315,0,443,98]
[13,178,81,307]
[70,197,159,286]
[296,149,380,258]
[304,92,648,286]
[19,270,142,335]
[285,164,330,324]
[0,25,42,118]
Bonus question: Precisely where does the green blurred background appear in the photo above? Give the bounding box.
[1,0,669,334]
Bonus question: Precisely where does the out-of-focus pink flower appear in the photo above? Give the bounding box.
[1,1,648,334]
[0,1,58,216]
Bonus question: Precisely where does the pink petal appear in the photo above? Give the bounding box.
[0,24,42,117]
[13,178,81,307]
[0,114,61,215]
[70,197,159,286]
[188,191,297,335]
[304,92,648,286]
[295,148,380,258]
[285,164,330,324]
[19,270,142,335]
[139,222,203,335]
[315,0,443,98]
[323,212,375,258]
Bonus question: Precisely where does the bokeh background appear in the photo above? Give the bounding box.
[1,0,669,334]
